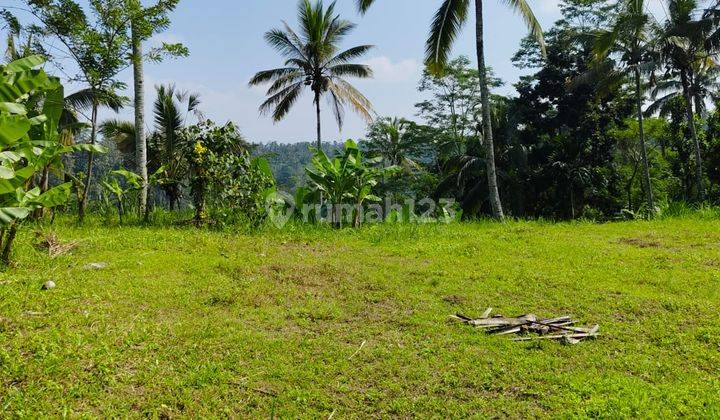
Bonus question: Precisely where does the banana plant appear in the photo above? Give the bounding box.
[0,56,86,265]
[306,140,398,228]
[101,167,165,224]
[101,170,141,224]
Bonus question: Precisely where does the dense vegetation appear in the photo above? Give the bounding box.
[1,0,720,416]
[1,0,718,239]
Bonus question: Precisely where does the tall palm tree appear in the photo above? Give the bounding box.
[250,0,375,150]
[129,2,149,218]
[654,0,719,201]
[594,0,658,212]
[358,0,545,220]
[648,62,720,117]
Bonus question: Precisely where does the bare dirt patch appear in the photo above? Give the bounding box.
[618,237,663,248]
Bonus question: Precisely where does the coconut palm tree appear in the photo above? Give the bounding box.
[648,63,720,117]
[358,0,545,220]
[594,0,659,212]
[250,0,375,150]
[653,0,720,201]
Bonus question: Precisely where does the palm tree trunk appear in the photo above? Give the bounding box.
[315,89,325,208]
[475,0,504,220]
[132,18,149,219]
[634,68,654,212]
[315,90,322,150]
[680,69,705,201]
[79,101,99,223]
[627,160,639,211]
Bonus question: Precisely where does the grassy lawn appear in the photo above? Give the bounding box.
[1,218,719,417]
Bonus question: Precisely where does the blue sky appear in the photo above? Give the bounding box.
[4,0,670,143]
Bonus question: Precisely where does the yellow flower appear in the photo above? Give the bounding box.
[194,141,207,156]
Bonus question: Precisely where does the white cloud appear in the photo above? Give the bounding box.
[363,56,421,83]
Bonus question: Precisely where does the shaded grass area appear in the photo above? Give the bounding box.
[1,218,719,417]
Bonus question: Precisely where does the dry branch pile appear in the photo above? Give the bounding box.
[451,308,600,344]
[34,232,79,259]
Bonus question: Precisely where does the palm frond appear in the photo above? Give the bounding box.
[249,67,302,86]
[264,28,308,61]
[65,88,127,113]
[325,45,375,66]
[329,63,373,79]
[259,82,305,122]
[356,0,375,13]
[327,79,375,123]
[502,0,546,57]
[425,0,470,74]
[645,91,679,116]
[100,119,136,154]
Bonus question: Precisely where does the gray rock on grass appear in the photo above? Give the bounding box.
[41,280,56,290]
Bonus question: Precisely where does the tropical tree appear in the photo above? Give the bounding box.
[19,0,134,222]
[101,170,142,224]
[306,140,393,227]
[182,121,273,226]
[593,0,659,212]
[0,56,95,264]
[358,0,546,219]
[250,0,375,150]
[654,0,719,201]
[124,0,187,218]
[364,117,420,169]
[150,84,203,210]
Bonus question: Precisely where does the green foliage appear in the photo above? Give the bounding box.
[306,139,398,227]
[183,120,275,226]
[0,56,77,263]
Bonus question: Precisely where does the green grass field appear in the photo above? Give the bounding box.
[1,217,719,417]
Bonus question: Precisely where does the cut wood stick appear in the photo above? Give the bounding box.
[466,314,538,328]
[481,308,493,319]
[494,327,522,335]
[511,333,599,342]
[539,316,572,324]
[530,321,591,334]
[564,336,582,345]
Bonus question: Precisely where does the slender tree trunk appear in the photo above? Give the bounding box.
[354,202,362,228]
[315,90,322,150]
[680,69,705,201]
[79,101,99,223]
[627,160,639,211]
[32,167,51,219]
[634,68,654,212]
[132,18,149,219]
[1,223,18,266]
[118,198,124,225]
[314,89,325,209]
[475,0,504,220]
